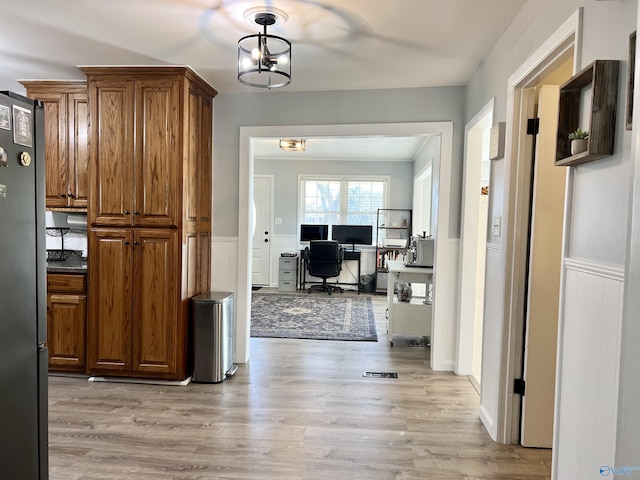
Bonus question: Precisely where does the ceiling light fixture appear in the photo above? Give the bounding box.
[279,139,306,152]
[238,11,291,89]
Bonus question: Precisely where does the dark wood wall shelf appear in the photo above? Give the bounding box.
[555,60,619,167]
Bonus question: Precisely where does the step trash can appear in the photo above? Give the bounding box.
[191,292,237,383]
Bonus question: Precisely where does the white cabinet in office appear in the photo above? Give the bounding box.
[386,260,432,346]
[278,255,298,292]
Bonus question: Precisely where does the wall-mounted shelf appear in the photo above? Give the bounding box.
[555,60,619,167]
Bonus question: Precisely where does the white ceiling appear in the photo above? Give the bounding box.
[1,0,525,94]
[254,136,432,162]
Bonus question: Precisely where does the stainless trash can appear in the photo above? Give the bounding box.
[191,292,236,383]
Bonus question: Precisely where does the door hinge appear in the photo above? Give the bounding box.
[514,378,526,396]
[527,118,540,135]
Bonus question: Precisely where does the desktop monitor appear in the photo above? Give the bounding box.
[331,225,373,250]
[300,224,329,242]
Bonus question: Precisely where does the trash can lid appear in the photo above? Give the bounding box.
[192,291,234,304]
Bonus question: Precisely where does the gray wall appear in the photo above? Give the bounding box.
[466,0,636,265]
[213,87,465,238]
[255,159,414,236]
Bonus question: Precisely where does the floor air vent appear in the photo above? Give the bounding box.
[363,372,398,378]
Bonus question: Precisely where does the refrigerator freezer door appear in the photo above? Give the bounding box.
[0,92,47,479]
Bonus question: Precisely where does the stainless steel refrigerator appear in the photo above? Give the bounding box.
[0,91,48,479]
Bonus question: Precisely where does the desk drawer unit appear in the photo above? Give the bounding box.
[279,255,298,292]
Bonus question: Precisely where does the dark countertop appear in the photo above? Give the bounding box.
[46,258,87,274]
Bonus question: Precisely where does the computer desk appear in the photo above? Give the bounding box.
[299,248,361,294]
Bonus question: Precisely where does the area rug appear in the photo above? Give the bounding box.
[250,293,378,341]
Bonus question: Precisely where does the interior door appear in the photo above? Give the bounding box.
[252,176,272,286]
[520,84,566,447]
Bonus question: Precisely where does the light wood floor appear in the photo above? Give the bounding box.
[48,292,551,479]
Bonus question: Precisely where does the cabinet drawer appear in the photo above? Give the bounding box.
[279,257,298,269]
[279,269,297,281]
[278,280,296,292]
[47,274,86,294]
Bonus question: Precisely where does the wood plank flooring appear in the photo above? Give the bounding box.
[48,292,551,479]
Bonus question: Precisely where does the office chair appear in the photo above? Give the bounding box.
[305,240,344,295]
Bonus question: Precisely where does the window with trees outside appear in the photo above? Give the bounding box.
[299,176,389,243]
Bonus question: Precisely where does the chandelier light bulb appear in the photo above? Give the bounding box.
[251,48,261,60]
[277,55,289,65]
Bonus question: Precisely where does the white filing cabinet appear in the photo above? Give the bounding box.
[386,260,433,346]
[278,255,298,292]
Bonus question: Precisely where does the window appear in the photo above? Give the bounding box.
[299,176,388,240]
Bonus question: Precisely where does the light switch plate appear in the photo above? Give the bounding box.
[493,216,501,237]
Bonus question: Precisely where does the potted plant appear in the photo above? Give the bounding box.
[569,128,589,155]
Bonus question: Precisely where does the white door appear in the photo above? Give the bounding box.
[252,176,272,286]
[520,85,566,447]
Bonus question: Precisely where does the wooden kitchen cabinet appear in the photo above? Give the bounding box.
[82,66,216,381]
[88,228,180,378]
[20,81,89,209]
[84,72,184,227]
[46,273,86,373]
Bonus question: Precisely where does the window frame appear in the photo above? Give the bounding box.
[298,174,390,243]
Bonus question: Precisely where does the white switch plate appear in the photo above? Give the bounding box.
[493,216,501,237]
[275,217,282,225]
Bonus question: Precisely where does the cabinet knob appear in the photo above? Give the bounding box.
[124,240,130,245]
[134,211,139,215]
[125,210,130,215]
[133,241,140,246]
[59,193,66,198]
[67,192,76,198]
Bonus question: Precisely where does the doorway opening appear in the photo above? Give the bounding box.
[491,9,581,448]
[237,123,455,367]
[458,100,493,390]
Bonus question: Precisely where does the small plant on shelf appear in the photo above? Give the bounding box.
[569,128,589,155]
[568,128,589,140]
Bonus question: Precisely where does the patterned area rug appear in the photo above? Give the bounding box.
[251,293,378,341]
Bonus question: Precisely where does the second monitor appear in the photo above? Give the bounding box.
[331,225,372,251]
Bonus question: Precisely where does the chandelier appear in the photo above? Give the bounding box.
[238,12,292,88]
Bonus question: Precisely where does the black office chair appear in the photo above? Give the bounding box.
[305,240,344,295]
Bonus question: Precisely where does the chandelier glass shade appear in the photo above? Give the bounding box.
[238,13,292,88]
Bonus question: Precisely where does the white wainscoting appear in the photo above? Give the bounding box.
[431,238,460,372]
[553,258,624,480]
[211,237,245,362]
[480,242,503,441]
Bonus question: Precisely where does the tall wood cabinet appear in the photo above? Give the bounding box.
[20,81,89,209]
[81,66,216,380]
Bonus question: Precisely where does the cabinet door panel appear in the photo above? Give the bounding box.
[90,80,134,226]
[132,229,178,374]
[47,293,86,372]
[88,229,133,372]
[199,97,212,223]
[68,92,89,208]
[135,80,180,227]
[37,93,68,207]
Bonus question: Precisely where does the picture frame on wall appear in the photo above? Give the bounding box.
[627,30,636,131]
[0,104,9,130]
[12,104,32,147]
